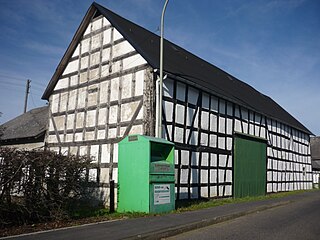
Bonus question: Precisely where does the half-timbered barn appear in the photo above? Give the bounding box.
[42,2,313,204]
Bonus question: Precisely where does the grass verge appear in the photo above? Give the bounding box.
[1,188,318,237]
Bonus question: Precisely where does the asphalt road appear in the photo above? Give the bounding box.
[166,191,320,240]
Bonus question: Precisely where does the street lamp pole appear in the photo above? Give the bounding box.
[157,0,169,138]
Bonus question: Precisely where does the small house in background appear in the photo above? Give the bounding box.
[0,106,48,149]
[41,2,313,204]
[311,137,320,188]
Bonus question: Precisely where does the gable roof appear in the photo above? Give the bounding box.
[0,106,48,143]
[42,2,312,135]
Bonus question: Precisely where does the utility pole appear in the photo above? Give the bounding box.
[24,79,31,113]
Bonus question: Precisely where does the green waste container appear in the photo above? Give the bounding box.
[118,135,175,213]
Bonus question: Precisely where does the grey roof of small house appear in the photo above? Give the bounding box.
[0,106,48,142]
[42,2,312,135]
[311,137,320,170]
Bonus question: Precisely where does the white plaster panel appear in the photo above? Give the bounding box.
[54,116,65,131]
[176,82,186,101]
[55,77,69,90]
[99,81,108,103]
[201,153,209,166]
[98,130,106,140]
[181,150,189,166]
[188,87,198,105]
[74,132,83,142]
[113,41,134,58]
[108,128,117,138]
[210,114,217,132]
[113,28,123,41]
[88,89,98,108]
[224,185,232,196]
[90,145,99,162]
[91,34,102,50]
[135,70,144,96]
[101,48,110,64]
[47,134,57,143]
[85,131,94,141]
[201,111,209,130]
[81,38,90,54]
[218,116,225,133]
[218,169,225,183]
[67,114,75,130]
[90,52,100,67]
[164,101,173,122]
[249,124,254,135]
[76,112,84,129]
[227,137,232,150]
[209,134,217,148]
[79,72,87,84]
[129,125,143,135]
[210,186,217,197]
[110,77,119,101]
[164,78,174,97]
[226,118,232,135]
[174,127,184,143]
[100,168,110,184]
[102,17,110,26]
[70,75,78,86]
[80,56,89,70]
[109,106,118,124]
[180,169,188,184]
[175,104,184,124]
[201,170,208,183]
[66,134,73,142]
[63,59,78,75]
[89,68,99,81]
[92,18,102,31]
[103,28,111,45]
[68,90,77,110]
[200,133,208,146]
[201,187,209,198]
[123,54,146,70]
[72,44,80,58]
[101,144,110,163]
[119,75,131,99]
[77,88,86,108]
[86,110,96,128]
[113,144,118,163]
[218,137,225,149]
[121,101,139,122]
[59,92,68,112]
[210,169,217,183]
[98,108,107,125]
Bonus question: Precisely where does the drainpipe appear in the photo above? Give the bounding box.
[156,0,169,138]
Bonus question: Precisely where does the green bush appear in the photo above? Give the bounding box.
[0,147,93,227]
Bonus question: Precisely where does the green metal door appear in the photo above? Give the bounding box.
[234,134,267,198]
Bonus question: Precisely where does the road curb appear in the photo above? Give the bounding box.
[125,200,291,240]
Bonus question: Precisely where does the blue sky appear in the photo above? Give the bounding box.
[0,0,319,135]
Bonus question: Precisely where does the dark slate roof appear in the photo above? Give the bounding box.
[0,106,48,142]
[42,2,312,135]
